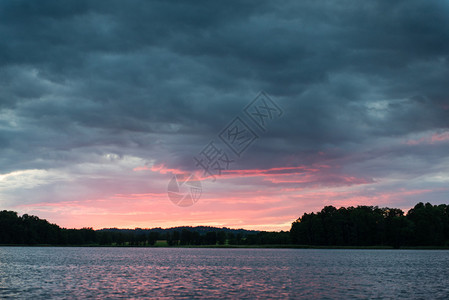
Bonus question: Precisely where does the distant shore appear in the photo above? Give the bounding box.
[1,244,449,250]
[3,203,449,248]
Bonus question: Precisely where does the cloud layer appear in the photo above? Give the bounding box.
[1,0,448,230]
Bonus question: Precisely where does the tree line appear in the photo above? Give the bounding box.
[163,229,290,246]
[0,211,287,246]
[1,202,448,247]
[290,202,449,247]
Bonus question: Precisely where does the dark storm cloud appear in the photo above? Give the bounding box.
[0,0,448,184]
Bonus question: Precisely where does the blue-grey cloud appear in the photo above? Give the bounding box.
[0,0,448,214]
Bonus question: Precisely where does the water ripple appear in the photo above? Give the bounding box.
[0,247,448,299]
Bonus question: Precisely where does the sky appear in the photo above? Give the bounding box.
[1,0,449,231]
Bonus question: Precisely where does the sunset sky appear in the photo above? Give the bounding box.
[1,0,449,231]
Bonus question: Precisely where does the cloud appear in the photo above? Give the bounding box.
[0,0,448,229]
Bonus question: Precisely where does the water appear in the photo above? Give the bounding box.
[0,247,448,299]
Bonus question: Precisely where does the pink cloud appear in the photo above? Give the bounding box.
[13,184,444,231]
[431,131,449,142]
[405,131,449,145]
[9,159,442,232]
[134,164,187,175]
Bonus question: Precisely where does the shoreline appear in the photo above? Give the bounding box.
[1,244,448,250]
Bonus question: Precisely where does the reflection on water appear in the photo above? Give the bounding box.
[1,247,448,299]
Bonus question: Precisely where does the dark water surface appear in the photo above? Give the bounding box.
[0,247,448,299]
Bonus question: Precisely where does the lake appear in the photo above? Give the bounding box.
[0,247,448,299]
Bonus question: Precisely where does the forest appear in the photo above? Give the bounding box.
[0,202,448,247]
[290,202,449,247]
[0,211,287,246]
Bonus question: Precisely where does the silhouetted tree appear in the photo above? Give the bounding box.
[2,203,448,247]
[290,203,449,247]
[217,231,226,245]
